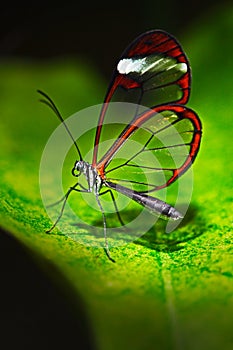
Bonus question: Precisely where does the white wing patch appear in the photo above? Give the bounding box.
[117,57,163,75]
[166,62,187,73]
[117,57,146,74]
[117,56,187,76]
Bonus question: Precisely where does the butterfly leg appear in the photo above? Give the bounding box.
[95,194,115,263]
[47,183,89,208]
[46,182,89,233]
[99,189,125,226]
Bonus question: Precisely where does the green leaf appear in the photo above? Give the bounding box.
[1,6,233,350]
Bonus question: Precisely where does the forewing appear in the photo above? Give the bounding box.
[93,30,191,165]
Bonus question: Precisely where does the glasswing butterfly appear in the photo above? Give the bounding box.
[39,30,202,262]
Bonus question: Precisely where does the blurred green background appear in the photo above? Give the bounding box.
[0,1,233,350]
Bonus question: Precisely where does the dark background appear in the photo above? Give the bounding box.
[0,1,228,349]
[0,1,223,78]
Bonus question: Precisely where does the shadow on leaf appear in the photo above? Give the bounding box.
[134,204,206,252]
[47,204,205,252]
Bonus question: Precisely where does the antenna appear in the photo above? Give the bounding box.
[37,90,83,161]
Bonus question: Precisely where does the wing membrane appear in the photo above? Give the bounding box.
[93,30,191,165]
[96,105,202,192]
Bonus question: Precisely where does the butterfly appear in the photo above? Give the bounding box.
[38,30,202,262]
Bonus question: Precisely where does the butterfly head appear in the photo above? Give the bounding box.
[72,160,84,177]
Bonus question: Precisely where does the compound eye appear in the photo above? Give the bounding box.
[72,166,80,177]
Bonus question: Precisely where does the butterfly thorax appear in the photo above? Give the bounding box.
[72,160,102,195]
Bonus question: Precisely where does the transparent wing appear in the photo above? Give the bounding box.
[96,105,202,193]
[92,30,191,165]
